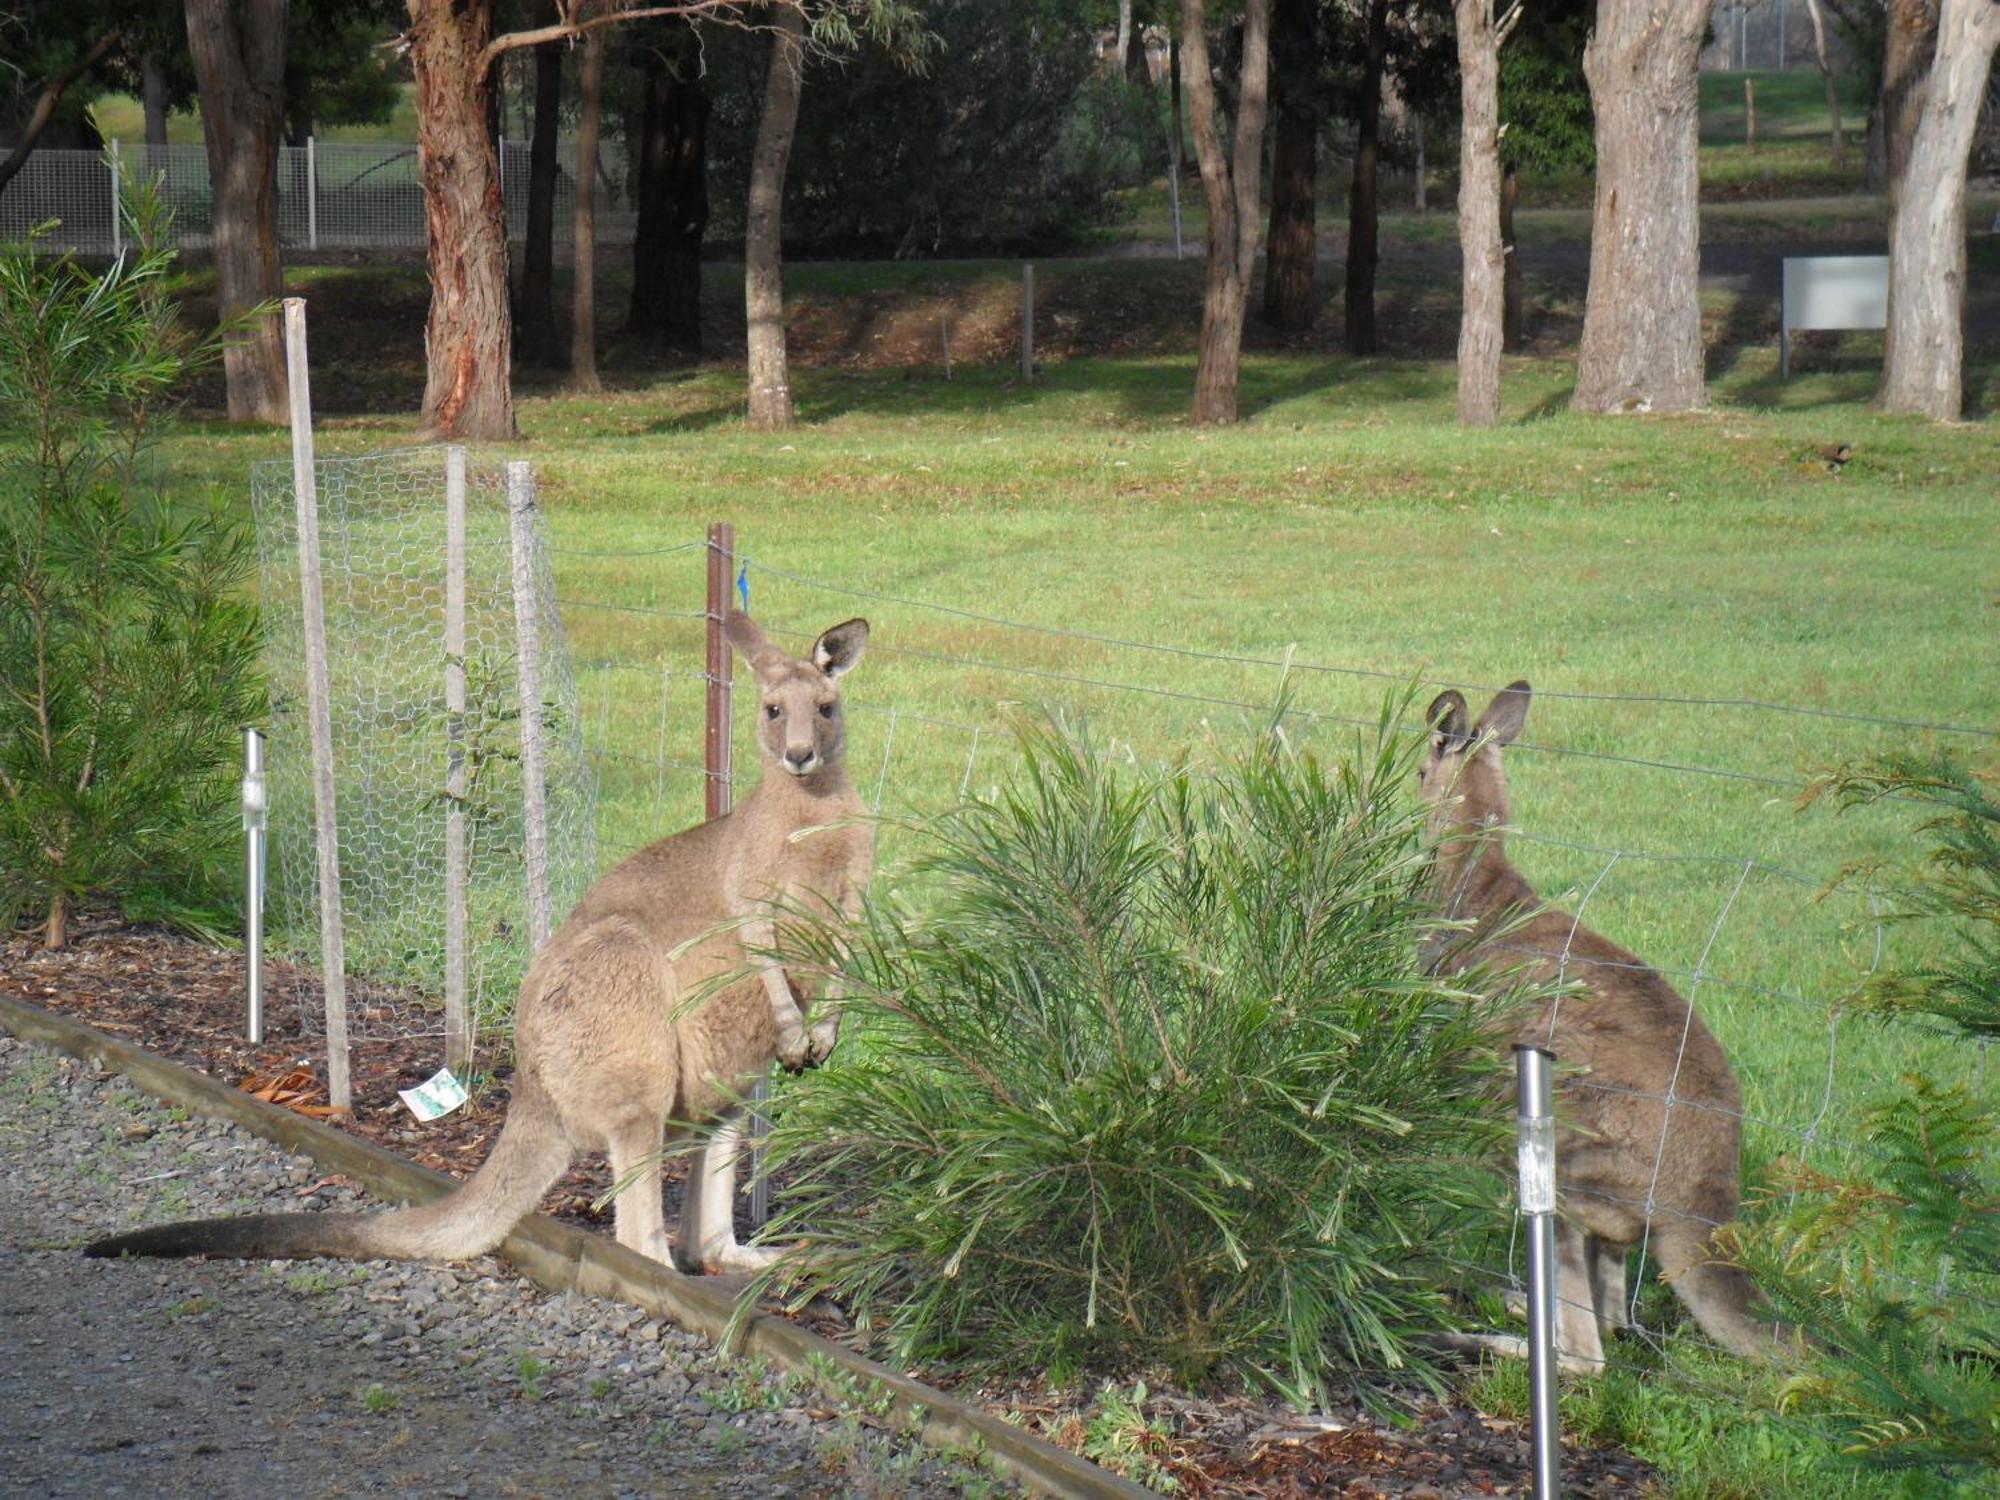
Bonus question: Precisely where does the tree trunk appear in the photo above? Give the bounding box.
[1414,116,1427,213]
[185,0,288,424]
[1183,0,1272,425]
[408,0,516,441]
[1803,0,1847,162]
[1883,0,1942,207]
[0,32,121,203]
[571,26,605,392]
[630,29,710,355]
[1878,0,2000,418]
[1572,0,1713,414]
[517,20,564,364]
[1501,163,1523,351]
[141,50,168,152]
[1263,0,1318,331]
[1455,0,1507,426]
[1127,16,1152,82]
[1117,0,1135,69]
[745,5,806,430]
[1344,0,1389,355]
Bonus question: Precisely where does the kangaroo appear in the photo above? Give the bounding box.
[88,611,874,1277]
[1421,682,1780,1370]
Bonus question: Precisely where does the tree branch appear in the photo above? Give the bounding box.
[477,2,791,74]
[1495,0,1526,47]
[0,31,122,198]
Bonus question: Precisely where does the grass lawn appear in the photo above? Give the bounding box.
[154,252,1998,1198]
[94,228,1996,1499]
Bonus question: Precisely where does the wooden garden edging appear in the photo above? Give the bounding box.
[0,994,1156,1500]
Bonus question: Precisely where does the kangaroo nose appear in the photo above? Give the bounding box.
[785,747,814,769]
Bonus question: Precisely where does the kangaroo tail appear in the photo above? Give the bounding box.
[85,1093,573,1264]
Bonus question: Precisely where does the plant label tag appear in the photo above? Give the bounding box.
[399,1068,469,1122]
[1517,1115,1557,1216]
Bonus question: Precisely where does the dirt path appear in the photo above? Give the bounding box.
[0,1037,992,1500]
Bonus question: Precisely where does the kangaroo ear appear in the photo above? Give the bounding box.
[724,611,787,675]
[1475,681,1532,747]
[812,618,869,679]
[1426,690,1470,752]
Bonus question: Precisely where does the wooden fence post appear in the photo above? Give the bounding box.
[282,297,350,1113]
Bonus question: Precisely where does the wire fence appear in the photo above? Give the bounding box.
[564,533,1993,1387]
[247,503,1992,1432]
[0,138,638,257]
[250,448,597,1051]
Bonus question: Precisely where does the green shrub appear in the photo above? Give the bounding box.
[751,708,1526,1404]
[0,191,263,947]
[1728,752,2000,1480]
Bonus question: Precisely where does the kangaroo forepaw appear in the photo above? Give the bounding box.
[774,1024,812,1074]
[804,1014,840,1067]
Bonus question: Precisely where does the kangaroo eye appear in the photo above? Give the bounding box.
[764,704,780,720]
[818,703,835,719]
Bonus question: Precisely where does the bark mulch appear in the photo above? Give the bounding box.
[2,917,1660,1497]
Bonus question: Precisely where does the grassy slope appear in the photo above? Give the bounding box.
[158,335,1993,1496]
[157,265,1998,1190]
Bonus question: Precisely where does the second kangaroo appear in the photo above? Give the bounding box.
[1423,682,1781,1369]
[90,611,872,1276]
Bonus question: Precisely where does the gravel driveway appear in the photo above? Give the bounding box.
[0,1037,998,1499]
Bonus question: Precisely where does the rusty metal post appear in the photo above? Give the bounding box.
[705,522,735,822]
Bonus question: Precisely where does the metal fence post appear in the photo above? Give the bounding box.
[242,728,267,1044]
[283,298,351,1113]
[705,523,735,822]
[508,461,553,953]
[306,135,318,252]
[443,446,470,1072]
[108,139,121,255]
[1020,262,1035,380]
[705,524,770,1224]
[1516,1044,1561,1498]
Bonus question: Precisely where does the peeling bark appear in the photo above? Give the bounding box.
[1183,0,1273,425]
[1455,0,1509,426]
[745,6,806,430]
[408,0,517,441]
[1572,0,1714,415]
[571,25,606,392]
[1264,0,1319,332]
[1878,0,2000,418]
[186,0,288,424]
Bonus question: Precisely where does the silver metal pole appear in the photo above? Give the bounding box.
[306,136,319,252]
[108,139,122,255]
[242,728,267,1043]
[443,446,470,1073]
[748,1076,771,1227]
[1516,1044,1561,1498]
[284,297,351,1112]
[507,461,553,952]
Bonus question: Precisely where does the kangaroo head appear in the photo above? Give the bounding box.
[1420,681,1531,836]
[724,611,870,780]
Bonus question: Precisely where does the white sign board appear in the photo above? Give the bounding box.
[1780,255,1888,379]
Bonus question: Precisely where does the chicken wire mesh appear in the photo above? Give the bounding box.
[1,140,638,256]
[249,447,596,1044]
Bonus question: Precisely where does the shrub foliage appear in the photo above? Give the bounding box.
[0,192,263,947]
[1731,752,2000,1478]
[754,710,1524,1403]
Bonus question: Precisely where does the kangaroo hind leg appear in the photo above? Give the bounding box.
[601,1092,672,1265]
[674,1107,780,1275]
[1653,1220,1784,1360]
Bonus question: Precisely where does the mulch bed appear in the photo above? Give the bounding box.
[2,916,1658,1497]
